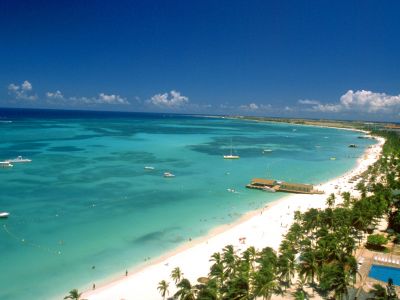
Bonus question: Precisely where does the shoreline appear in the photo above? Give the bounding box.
[223,115,371,134]
[80,133,385,300]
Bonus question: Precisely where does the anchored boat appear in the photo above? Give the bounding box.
[0,161,13,168]
[7,156,32,163]
[163,172,175,178]
[0,212,10,218]
[223,139,240,159]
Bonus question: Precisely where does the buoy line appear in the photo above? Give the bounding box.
[2,224,62,255]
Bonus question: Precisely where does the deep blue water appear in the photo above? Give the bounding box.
[0,108,376,299]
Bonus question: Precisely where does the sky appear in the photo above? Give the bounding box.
[1,0,400,121]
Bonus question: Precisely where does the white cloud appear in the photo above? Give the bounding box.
[96,93,129,105]
[21,80,33,91]
[46,90,64,101]
[147,90,189,108]
[311,103,342,113]
[312,90,400,114]
[7,80,130,106]
[8,80,37,100]
[46,91,129,105]
[240,103,258,110]
[239,103,272,111]
[298,99,320,105]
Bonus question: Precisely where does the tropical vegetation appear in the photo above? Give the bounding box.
[64,289,84,300]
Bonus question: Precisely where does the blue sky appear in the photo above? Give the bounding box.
[1,0,400,121]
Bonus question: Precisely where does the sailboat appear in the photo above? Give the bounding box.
[223,139,240,159]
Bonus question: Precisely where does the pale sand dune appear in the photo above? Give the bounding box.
[82,136,384,300]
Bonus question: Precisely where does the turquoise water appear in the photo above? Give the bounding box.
[0,109,375,299]
[369,265,400,286]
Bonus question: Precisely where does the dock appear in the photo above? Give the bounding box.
[246,178,324,194]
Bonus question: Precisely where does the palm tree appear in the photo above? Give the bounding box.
[368,283,387,300]
[298,249,318,285]
[171,267,184,284]
[221,245,238,278]
[174,278,196,300]
[292,276,309,300]
[253,247,279,300]
[195,278,218,300]
[341,192,352,208]
[277,251,296,287]
[326,193,336,208]
[157,280,169,300]
[64,289,83,300]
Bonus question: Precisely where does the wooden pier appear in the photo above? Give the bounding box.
[246,178,324,194]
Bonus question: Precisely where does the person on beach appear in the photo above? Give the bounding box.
[92,283,96,290]
[125,270,128,277]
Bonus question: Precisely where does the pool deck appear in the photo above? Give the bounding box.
[354,247,400,298]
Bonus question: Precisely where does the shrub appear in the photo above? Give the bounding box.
[366,234,388,250]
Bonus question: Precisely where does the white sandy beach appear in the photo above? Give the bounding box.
[82,135,385,300]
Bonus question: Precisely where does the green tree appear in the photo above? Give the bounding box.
[368,283,387,300]
[326,193,336,208]
[298,249,318,284]
[64,289,83,300]
[221,245,238,279]
[157,280,169,300]
[253,247,279,300]
[277,251,296,286]
[341,192,352,208]
[174,278,196,300]
[171,267,184,284]
[366,234,388,250]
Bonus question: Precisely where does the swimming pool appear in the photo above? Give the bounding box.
[369,265,400,286]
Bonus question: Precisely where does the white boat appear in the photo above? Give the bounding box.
[7,156,32,163]
[262,186,276,193]
[163,172,175,177]
[144,166,155,170]
[0,161,13,168]
[330,157,337,161]
[223,154,240,159]
[262,149,272,153]
[0,212,10,218]
[223,139,240,159]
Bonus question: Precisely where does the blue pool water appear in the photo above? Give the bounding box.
[0,108,376,299]
[369,265,400,286]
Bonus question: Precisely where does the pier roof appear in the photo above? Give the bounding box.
[251,178,276,185]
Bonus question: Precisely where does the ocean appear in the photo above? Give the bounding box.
[0,108,375,299]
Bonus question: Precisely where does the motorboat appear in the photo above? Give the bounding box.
[144,166,155,170]
[0,161,13,168]
[262,149,272,153]
[330,157,337,160]
[223,155,240,159]
[262,186,276,193]
[163,172,175,177]
[7,156,32,163]
[0,212,10,218]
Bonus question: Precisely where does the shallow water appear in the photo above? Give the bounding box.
[0,109,375,299]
